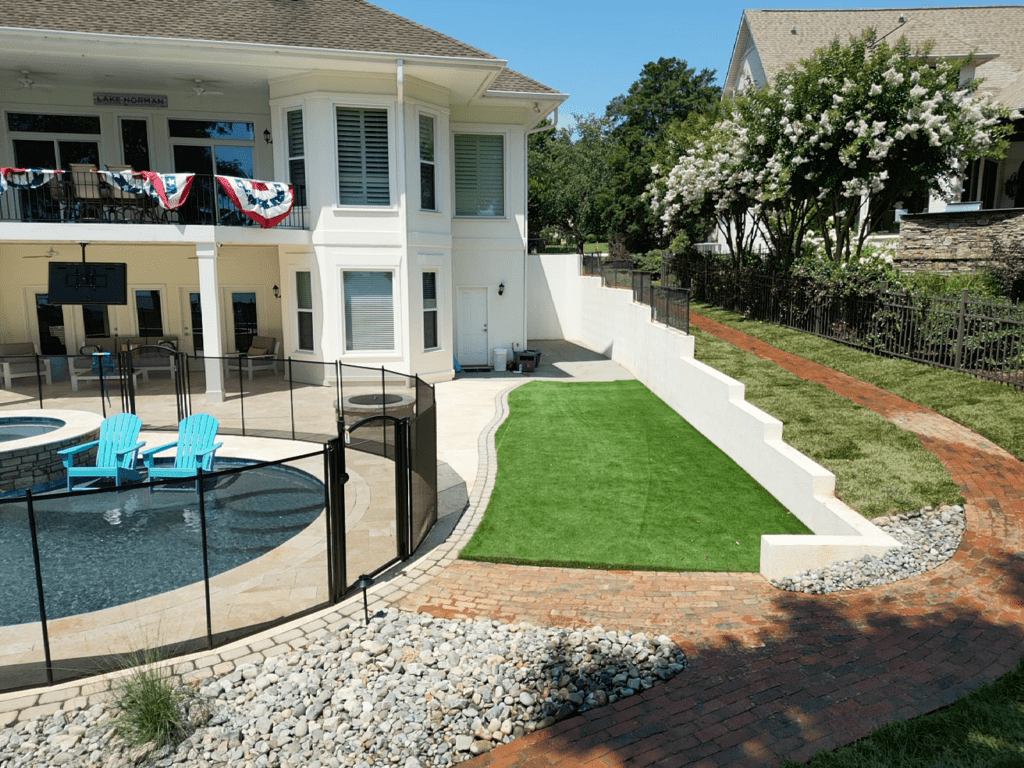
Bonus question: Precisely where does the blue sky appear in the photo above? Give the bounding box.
[374,0,1005,130]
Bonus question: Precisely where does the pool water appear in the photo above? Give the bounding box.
[0,462,325,626]
[0,418,64,443]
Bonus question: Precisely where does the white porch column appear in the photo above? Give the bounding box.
[195,242,225,403]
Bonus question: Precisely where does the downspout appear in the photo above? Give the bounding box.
[397,59,410,371]
[523,107,559,347]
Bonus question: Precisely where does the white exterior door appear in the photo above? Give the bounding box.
[457,287,488,366]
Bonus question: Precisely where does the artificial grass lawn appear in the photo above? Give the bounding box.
[459,380,811,572]
[690,322,964,517]
[785,656,1024,767]
[694,303,1024,463]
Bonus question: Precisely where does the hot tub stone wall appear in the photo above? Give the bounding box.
[0,428,100,492]
[897,208,1024,274]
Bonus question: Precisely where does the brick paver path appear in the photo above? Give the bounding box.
[397,311,1024,766]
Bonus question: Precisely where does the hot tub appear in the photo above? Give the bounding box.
[0,410,103,493]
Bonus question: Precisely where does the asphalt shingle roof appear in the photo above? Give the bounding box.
[1,0,560,94]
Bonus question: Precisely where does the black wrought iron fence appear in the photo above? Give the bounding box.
[677,256,1024,389]
[582,255,692,336]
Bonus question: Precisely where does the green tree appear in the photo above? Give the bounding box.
[528,114,615,253]
[605,58,721,254]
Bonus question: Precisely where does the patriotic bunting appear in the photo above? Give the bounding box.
[0,167,63,195]
[138,172,194,209]
[216,176,294,228]
[98,169,149,196]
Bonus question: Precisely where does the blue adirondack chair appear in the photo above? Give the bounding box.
[59,413,146,491]
[141,414,222,490]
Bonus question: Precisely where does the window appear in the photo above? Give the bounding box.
[296,271,314,352]
[82,305,109,338]
[423,271,439,350]
[343,271,394,351]
[121,118,151,171]
[419,114,436,210]
[168,120,255,140]
[336,107,390,205]
[135,290,163,337]
[7,113,101,134]
[287,110,307,207]
[231,292,258,351]
[454,133,504,217]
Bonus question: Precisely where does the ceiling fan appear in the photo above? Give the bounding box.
[188,78,225,97]
[16,70,54,90]
[24,247,60,260]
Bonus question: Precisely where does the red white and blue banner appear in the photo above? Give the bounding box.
[0,167,62,195]
[216,175,294,228]
[139,172,194,209]
[98,169,148,195]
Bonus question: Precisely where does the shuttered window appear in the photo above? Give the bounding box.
[344,271,394,351]
[296,271,314,352]
[419,114,436,210]
[454,133,503,217]
[336,107,390,206]
[287,110,306,207]
[423,271,438,350]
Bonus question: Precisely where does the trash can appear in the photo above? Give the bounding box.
[516,350,539,373]
[492,348,508,372]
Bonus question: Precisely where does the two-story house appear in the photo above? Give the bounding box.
[0,0,566,400]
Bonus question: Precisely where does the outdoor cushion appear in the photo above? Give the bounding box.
[246,346,268,357]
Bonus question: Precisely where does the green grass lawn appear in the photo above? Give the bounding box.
[690,322,963,517]
[785,656,1024,768]
[693,303,1024,462]
[459,380,811,572]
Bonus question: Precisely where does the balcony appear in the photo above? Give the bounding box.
[0,173,307,230]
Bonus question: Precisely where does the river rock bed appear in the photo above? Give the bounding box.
[772,503,966,594]
[0,610,687,768]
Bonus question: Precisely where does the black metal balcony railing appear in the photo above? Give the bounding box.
[0,174,307,229]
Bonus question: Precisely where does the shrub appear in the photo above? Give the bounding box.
[109,652,207,749]
[634,250,663,273]
[989,240,1024,303]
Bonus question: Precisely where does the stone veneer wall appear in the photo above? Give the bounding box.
[0,428,100,492]
[896,208,1024,274]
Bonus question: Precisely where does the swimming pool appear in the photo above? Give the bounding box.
[0,461,325,626]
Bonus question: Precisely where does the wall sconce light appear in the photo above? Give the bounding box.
[498,282,505,296]
[272,284,280,299]
[263,128,273,145]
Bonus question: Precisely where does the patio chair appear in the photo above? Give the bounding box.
[141,413,223,491]
[59,412,146,491]
[0,342,53,389]
[69,163,110,221]
[105,164,145,222]
[225,336,280,380]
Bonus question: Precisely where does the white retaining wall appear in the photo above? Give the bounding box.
[527,254,900,580]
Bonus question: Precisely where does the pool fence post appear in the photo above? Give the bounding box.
[237,355,246,436]
[25,490,54,685]
[288,357,295,440]
[380,367,387,460]
[328,422,349,602]
[197,469,214,648]
[35,354,44,410]
[394,418,410,560]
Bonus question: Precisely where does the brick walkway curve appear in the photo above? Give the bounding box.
[397,311,1024,767]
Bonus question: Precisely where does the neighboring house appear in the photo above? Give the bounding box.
[723,6,1024,222]
[0,0,566,399]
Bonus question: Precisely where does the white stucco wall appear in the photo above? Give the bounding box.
[529,254,900,580]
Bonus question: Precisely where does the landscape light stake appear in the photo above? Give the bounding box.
[356,574,375,625]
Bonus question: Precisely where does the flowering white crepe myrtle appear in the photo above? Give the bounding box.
[651,31,1012,266]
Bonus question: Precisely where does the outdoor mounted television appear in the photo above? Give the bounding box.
[48,262,128,305]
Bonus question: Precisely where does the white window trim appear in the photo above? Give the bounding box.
[283,107,307,209]
[417,107,440,214]
[332,98,397,211]
[452,129,509,220]
[129,285,169,338]
[422,268,441,352]
[293,269,315,354]
[339,267,401,356]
